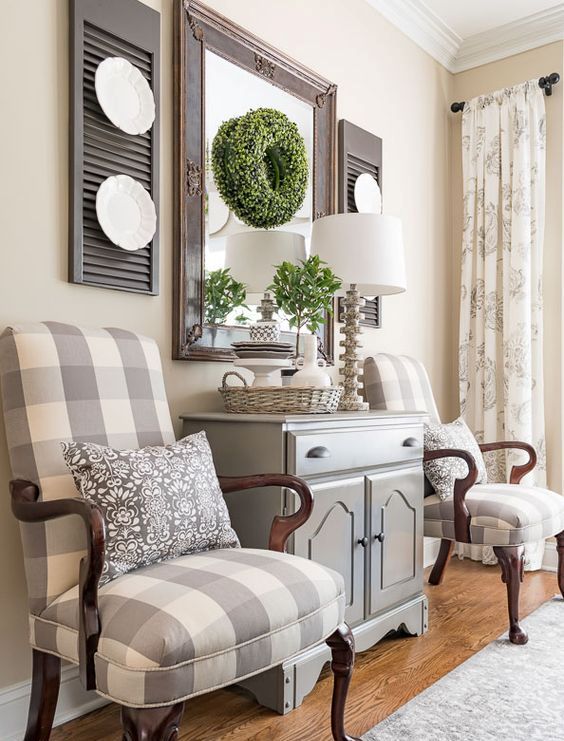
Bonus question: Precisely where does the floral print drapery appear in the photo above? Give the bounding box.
[458,80,547,569]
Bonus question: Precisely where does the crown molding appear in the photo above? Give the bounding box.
[366,0,460,71]
[366,0,564,74]
[454,5,564,73]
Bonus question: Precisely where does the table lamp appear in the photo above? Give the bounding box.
[310,213,406,411]
[225,230,306,326]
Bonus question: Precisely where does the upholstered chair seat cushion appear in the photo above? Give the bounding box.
[33,548,345,706]
[424,484,564,545]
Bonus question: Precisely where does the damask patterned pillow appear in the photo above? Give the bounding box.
[424,417,487,501]
[62,431,240,585]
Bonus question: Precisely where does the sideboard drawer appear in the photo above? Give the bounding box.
[287,426,422,477]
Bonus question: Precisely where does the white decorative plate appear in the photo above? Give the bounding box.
[207,191,230,234]
[96,175,157,251]
[354,172,382,214]
[95,57,155,135]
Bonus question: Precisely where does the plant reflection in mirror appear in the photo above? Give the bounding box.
[204,268,248,325]
[212,108,308,229]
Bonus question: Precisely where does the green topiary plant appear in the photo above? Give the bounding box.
[204,268,248,325]
[212,108,308,229]
[268,255,342,358]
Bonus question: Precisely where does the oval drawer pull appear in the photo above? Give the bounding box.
[375,532,385,543]
[402,437,420,447]
[306,446,331,459]
[357,536,369,548]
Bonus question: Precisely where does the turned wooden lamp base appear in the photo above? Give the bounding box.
[310,212,407,414]
[339,397,370,412]
[338,284,369,412]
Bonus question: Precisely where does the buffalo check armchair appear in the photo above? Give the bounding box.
[0,322,360,741]
[364,353,564,645]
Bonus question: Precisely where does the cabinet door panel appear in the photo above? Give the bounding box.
[291,477,365,625]
[368,467,423,615]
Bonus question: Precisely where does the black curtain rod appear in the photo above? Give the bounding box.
[450,72,560,113]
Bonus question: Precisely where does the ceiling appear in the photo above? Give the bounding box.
[423,0,561,40]
[367,0,564,72]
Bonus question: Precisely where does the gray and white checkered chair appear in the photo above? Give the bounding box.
[0,322,360,741]
[364,353,564,645]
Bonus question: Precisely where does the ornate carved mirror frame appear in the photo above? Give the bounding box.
[173,0,337,361]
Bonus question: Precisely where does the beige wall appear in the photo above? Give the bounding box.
[0,0,455,688]
[451,43,564,494]
[3,0,562,704]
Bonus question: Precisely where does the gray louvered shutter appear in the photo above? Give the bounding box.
[70,0,160,294]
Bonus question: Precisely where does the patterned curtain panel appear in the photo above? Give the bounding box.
[458,80,547,569]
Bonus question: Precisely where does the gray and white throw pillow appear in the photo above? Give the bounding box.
[62,431,240,586]
[424,417,487,501]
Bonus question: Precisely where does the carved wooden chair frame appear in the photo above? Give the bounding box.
[425,442,564,645]
[12,474,360,741]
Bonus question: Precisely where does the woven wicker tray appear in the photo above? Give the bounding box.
[219,372,342,414]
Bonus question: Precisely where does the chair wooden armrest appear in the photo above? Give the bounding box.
[479,441,537,484]
[424,448,479,543]
[10,473,313,691]
[10,479,105,690]
[218,473,313,552]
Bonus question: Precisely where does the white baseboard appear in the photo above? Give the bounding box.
[424,537,559,573]
[424,536,441,569]
[0,662,108,741]
[542,540,558,573]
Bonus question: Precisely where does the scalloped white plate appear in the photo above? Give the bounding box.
[95,57,155,135]
[96,175,157,251]
[354,172,382,214]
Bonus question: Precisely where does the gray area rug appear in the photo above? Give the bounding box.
[363,597,564,740]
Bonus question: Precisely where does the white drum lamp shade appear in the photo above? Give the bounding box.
[310,213,407,296]
[225,230,306,293]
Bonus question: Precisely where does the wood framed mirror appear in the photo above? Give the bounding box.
[173,0,337,361]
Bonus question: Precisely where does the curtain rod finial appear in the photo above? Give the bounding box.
[451,101,465,113]
[539,72,560,95]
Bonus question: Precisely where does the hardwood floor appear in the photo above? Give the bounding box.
[51,558,558,740]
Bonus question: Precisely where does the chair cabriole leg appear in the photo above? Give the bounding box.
[493,544,528,645]
[24,649,61,741]
[121,703,184,741]
[556,531,564,598]
[428,538,454,585]
[326,624,361,741]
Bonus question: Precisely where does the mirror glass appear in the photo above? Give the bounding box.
[204,49,314,333]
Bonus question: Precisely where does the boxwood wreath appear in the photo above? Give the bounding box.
[212,108,308,229]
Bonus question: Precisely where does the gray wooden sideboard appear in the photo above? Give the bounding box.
[181,410,428,714]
